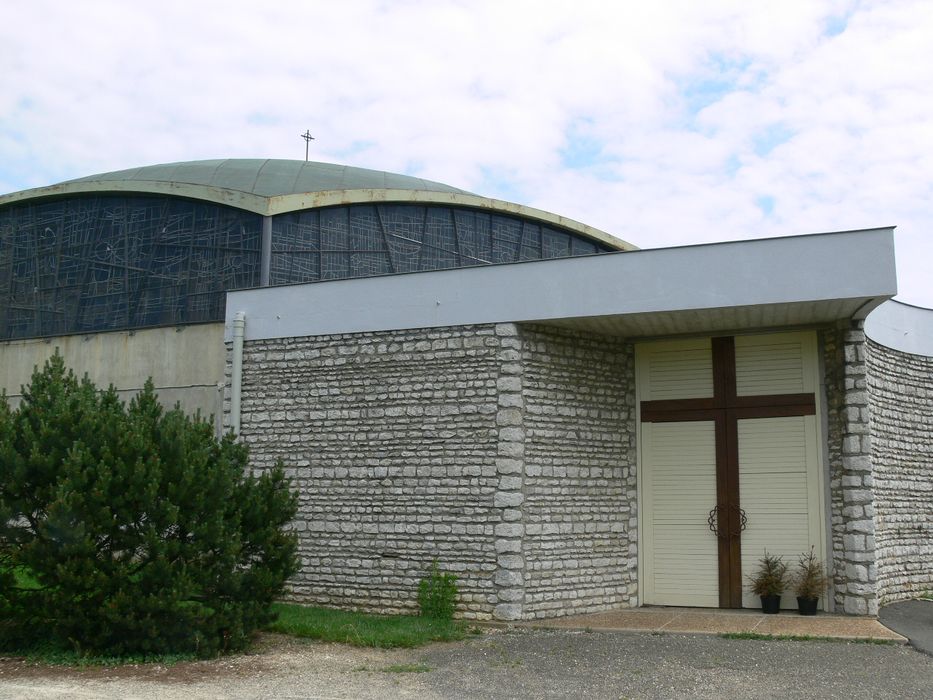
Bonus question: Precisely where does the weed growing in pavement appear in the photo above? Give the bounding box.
[720,632,894,645]
[383,663,432,673]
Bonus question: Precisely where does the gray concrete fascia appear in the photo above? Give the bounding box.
[224,227,897,342]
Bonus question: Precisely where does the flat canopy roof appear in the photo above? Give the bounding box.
[226,227,897,342]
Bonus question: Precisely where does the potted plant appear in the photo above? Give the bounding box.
[792,546,828,616]
[749,551,787,614]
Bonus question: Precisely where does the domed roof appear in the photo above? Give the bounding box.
[63,159,472,198]
[0,159,634,251]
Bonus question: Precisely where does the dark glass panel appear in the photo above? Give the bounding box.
[0,196,613,340]
[381,204,425,274]
[490,216,522,263]
[268,203,612,286]
[542,228,572,258]
[571,236,597,256]
[0,195,261,339]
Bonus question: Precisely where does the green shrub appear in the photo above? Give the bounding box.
[417,560,458,619]
[792,546,829,600]
[0,354,297,658]
[748,551,788,597]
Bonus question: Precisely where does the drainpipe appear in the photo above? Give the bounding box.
[230,311,246,436]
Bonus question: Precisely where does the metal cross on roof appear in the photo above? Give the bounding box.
[300,130,315,161]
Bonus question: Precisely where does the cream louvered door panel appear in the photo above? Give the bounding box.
[638,331,825,610]
[642,421,720,607]
[642,339,713,401]
[734,332,818,395]
[637,337,719,607]
[738,416,824,609]
[735,331,824,610]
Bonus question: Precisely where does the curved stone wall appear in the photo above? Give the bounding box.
[866,301,933,603]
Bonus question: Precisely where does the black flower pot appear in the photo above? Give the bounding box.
[797,596,818,615]
[760,594,781,614]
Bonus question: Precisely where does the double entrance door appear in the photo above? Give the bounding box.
[637,331,826,609]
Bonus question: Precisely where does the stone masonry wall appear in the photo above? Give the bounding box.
[867,339,933,603]
[230,321,893,619]
[230,325,506,619]
[228,322,638,621]
[821,322,879,615]
[517,325,637,618]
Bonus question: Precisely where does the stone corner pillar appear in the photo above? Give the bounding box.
[491,323,526,621]
[837,320,879,616]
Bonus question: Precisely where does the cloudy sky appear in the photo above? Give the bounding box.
[2,0,931,304]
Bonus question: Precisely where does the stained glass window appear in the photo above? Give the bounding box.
[0,196,262,339]
[269,204,608,284]
[1,198,611,340]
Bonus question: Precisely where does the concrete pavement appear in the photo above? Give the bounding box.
[880,599,933,655]
[514,605,906,643]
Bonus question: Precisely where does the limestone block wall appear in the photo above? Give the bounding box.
[517,325,637,618]
[867,339,933,603]
[230,322,637,620]
[232,325,504,619]
[821,322,879,615]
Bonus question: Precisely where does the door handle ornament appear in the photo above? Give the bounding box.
[732,505,748,537]
[708,505,748,539]
[708,505,725,539]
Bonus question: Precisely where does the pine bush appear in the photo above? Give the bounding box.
[0,354,297,657]
[417,560,458,619]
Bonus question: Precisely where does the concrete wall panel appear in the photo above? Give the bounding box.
[0,323,226,431]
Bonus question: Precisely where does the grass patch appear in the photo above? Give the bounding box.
[1,599,474,664]
[267,603,474,648]
[720,632,894,645]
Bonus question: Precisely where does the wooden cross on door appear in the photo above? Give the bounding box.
[640,336,816,608]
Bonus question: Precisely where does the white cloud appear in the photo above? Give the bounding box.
[1,0,931,303]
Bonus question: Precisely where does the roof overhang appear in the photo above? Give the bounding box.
[0,182,633,252]
[225,227,897,342]
[865,300,933,356]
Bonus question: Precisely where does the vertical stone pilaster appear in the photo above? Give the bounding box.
[824,321,879,615]
[492,323,526,621]
[622,343,639,606]
[841,322,878,615]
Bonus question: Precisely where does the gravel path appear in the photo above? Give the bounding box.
[2,628,932,699]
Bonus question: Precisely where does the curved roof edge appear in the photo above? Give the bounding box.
[865,299,933,357]
[265,190,635,250]
[0,175,636,252]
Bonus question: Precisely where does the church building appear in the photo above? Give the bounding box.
[1,159,930,620]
